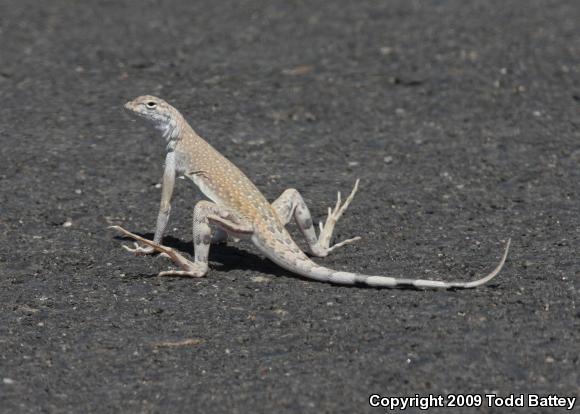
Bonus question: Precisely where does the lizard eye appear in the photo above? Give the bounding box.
[146,101,157,109]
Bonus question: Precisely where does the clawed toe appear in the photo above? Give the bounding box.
[327,236,362,253]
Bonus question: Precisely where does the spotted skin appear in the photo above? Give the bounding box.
[113,95,510,289]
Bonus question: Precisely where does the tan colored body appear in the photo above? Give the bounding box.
[175,127,277,221]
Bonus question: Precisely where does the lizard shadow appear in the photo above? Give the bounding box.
[114,233,290,278]
[113,234,500,290]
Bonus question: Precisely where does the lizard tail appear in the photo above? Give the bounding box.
[257,238,510,290]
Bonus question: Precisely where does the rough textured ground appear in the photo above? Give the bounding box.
[1,0,579,413]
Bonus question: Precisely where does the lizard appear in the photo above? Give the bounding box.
[111,95,510,289]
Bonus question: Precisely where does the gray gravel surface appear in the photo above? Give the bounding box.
[1,1,579,413]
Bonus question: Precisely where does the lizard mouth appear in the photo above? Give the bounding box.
[123,102,148,120]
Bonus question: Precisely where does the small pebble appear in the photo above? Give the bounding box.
[379,46,393,55]
[251,276,271,283]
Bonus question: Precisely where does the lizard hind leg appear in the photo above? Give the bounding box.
[155,200,253,278]
[110,225,205,277]
[110,201,253,278]
[271,179,361,258]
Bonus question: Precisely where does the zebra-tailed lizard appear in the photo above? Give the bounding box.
[111,95,510,289]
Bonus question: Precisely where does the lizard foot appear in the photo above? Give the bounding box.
[110,225,207,277]
[312,179,361,257]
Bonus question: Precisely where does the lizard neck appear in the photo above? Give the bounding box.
[161,112,186,150]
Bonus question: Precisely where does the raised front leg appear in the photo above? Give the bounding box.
[271,180,361,257]
[113,201,253,277]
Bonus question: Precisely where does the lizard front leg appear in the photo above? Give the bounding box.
[125,151,176,255]
[271,180,360,257]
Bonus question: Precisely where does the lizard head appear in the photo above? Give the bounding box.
[124,95,179,132]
